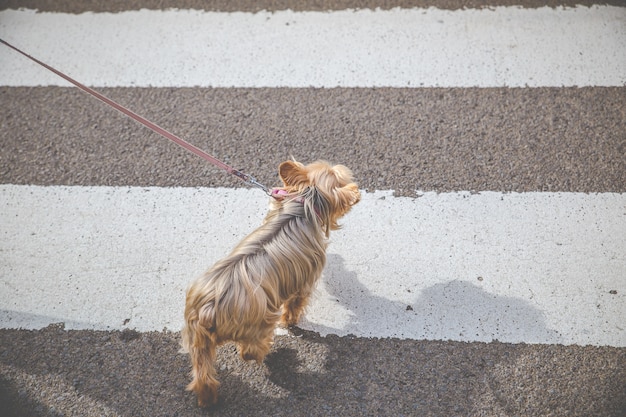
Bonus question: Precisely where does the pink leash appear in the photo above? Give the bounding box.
[0,38,271,195]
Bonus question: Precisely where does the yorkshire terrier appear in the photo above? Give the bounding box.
[181,160,360,407]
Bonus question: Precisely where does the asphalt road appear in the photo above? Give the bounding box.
[2,325,625,416]
[2,87,624,195]
[1,1,625,416]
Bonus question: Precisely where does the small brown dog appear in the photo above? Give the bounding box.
[182,160,360,407]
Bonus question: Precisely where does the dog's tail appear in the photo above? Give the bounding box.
[182,302,220,407]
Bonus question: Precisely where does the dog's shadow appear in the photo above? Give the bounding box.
[213,252,561,411]
[263,346,322,398]
[4,255,621,416]
[304,253,561,344]
[213,337,334,412]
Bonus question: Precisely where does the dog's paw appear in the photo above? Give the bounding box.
[197,392,218,408]
[188,381,219,408]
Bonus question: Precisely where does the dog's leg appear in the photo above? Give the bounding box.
[238,320,276,363]
[281,291,311,326]
[187,335,219,406]
[184,320,220,407]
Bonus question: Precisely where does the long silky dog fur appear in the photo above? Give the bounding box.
[181,160,360,407]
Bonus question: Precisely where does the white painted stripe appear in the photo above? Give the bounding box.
[1,185,624,346]
[1,6,624,88]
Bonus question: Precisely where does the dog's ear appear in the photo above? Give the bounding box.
[322,182,360,233]
[279,160,308,187]
[330,164,360,206]
[335,183,361,209]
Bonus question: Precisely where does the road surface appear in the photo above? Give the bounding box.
[1,1,625,416]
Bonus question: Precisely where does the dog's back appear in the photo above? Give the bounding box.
[181,198,327,406]
[182,160,360,407]
[185,198,327,338]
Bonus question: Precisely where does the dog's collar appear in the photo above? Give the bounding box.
[271,188,322,219]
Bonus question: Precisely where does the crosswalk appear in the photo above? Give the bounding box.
[1,2,625,416]
[1,6,625,87]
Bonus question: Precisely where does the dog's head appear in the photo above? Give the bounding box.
[277,160,360,235]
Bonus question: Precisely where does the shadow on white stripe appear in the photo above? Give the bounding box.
[1,185,624,346]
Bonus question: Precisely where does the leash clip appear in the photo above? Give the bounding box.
[232,169,271,195]
[246,176,272,195]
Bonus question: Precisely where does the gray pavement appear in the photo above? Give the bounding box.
[1,1,625,416]
[1,87,624,195]
[2,325,625,416]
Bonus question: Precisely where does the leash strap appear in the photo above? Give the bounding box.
[0,38,270,195]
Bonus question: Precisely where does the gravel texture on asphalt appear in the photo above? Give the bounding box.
[1,6,625,414]
[2,87,625,196]
[1,325,625,417]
